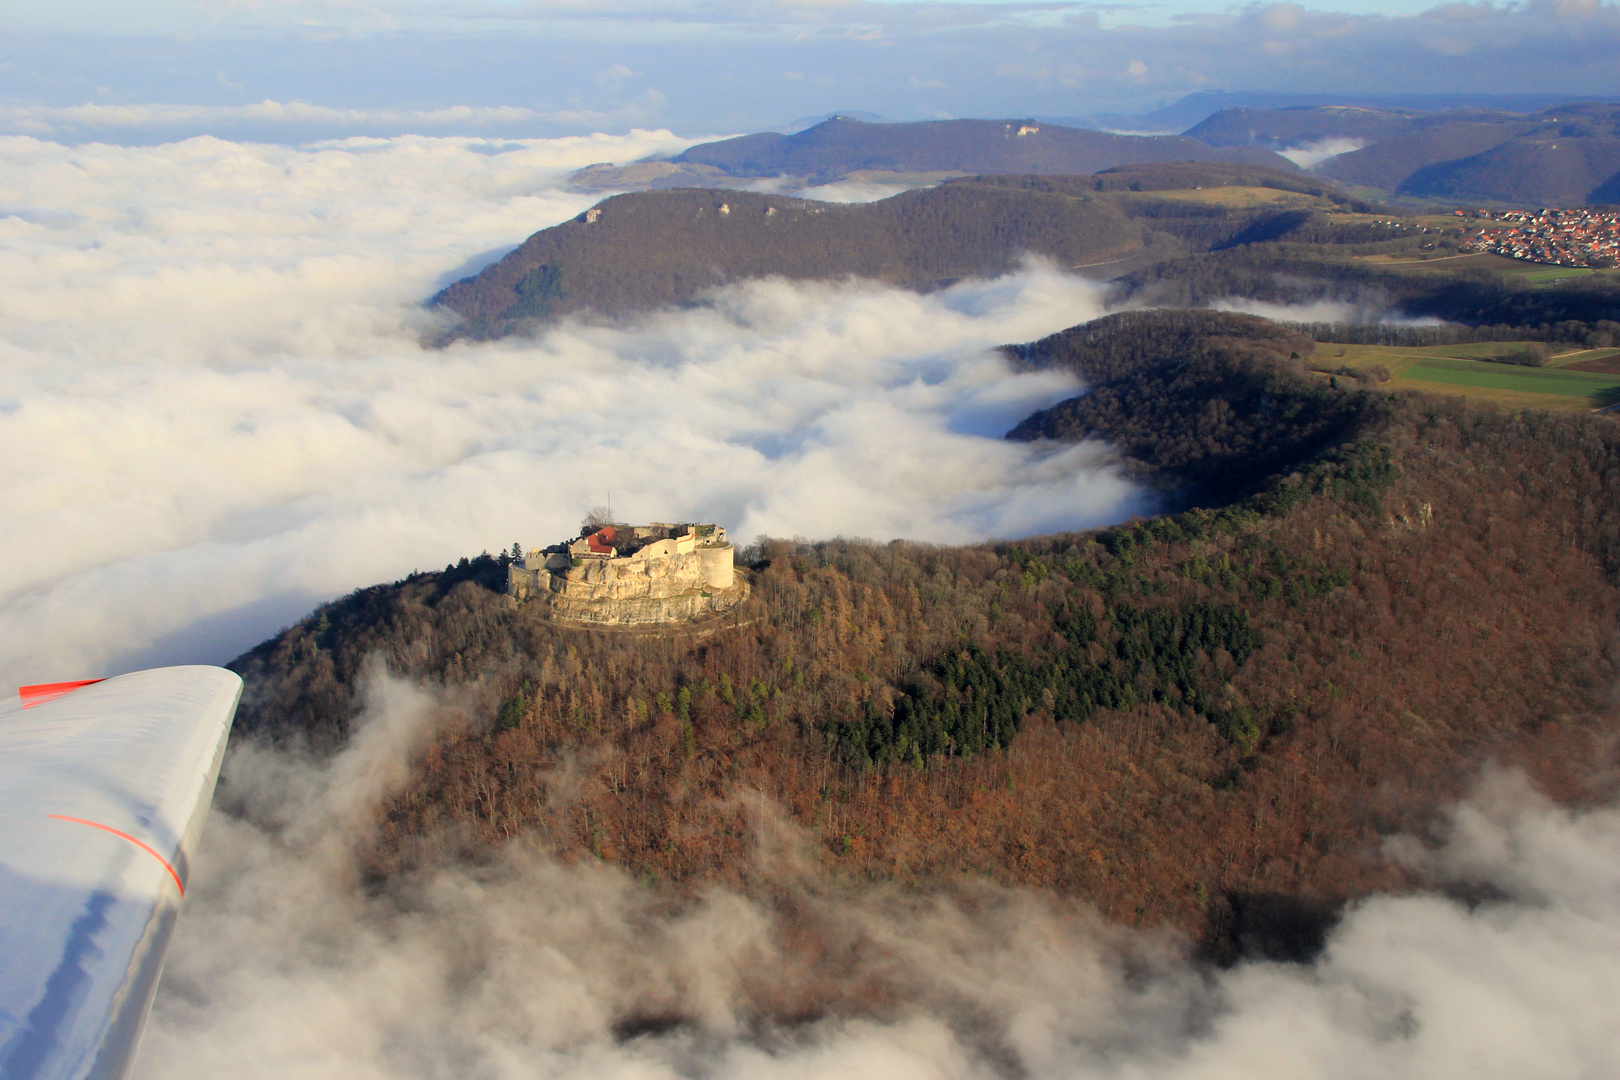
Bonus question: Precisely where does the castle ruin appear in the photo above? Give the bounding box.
[507,522,745,625]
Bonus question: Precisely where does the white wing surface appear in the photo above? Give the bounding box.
[0,667,242,1080]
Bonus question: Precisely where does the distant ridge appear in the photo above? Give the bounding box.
[434,163,1367,340]
[1081,91,1599,135]
[1183,106,1523,153]
[781,111,888,134]
[570,116,1295,193]
[667,116,1293,182]
[1185,99,1620,205]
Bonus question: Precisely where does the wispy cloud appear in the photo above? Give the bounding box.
[1278,136,1369,169]
[0,98,671,137]
[135,681,1620,1080]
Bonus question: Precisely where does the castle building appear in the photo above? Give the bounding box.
[508,522,742,624]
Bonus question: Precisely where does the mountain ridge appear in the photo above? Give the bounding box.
[432,164,1370,340]
[571,116,1296,192]
[1188,100,1620,205]
[669,116,1295,181]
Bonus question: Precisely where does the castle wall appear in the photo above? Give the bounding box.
[510,523,738,623]
[508,564,542,601]
[551,549,710,601]
[632,537,679,561]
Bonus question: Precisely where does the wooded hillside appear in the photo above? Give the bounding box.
[432,181,1159,335]
[431,165,1368,341]
[234,310,1620,952]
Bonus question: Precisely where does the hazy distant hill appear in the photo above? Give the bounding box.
[1331,103,1620,204]
[1184,106,1521,154]
[434,164,1362,338]
[572,116,1296,192]
[1087,91,1587,135]
[666,116,1293,181]
[1193,100,1620,205]
[1319,119,1541,192]
[1403,135,1620,206]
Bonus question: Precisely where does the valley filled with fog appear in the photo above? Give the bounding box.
[2,129,1618,1080]
[0,131,1147,691]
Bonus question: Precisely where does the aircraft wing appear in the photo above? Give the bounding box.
[0,666,242,1080]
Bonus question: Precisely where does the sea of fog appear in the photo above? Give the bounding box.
[0,130,1616,1080]
[0,130,1149,691]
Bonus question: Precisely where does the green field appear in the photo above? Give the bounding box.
[1402,357,1620,398]
[1314,342,1620,412]
[1509,266,1598,285]
[1351,250,1619,287]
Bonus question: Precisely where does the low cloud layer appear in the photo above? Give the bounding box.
[1210,297,1448,327]
[0,132,1144,688]
[134,671,1620,1080]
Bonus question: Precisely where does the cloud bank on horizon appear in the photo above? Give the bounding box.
[0,2,1616,141]
[0,130,1146,690]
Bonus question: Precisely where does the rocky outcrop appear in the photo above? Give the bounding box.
[539,578,749,626]
[508,522,743,625]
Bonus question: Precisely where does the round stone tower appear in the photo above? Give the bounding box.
[698,543,734,590]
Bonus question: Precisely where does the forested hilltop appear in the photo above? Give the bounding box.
[431,164,1374,341]
[233,310,1620,956]
[432,181,1153,335]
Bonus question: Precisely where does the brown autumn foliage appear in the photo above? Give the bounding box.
[429,165,1377,342]
[231,314,1620,949]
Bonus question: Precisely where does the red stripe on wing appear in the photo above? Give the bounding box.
[45,814,185,896]
[18,679,105,708]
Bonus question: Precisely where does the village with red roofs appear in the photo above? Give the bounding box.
[1458,207,1620,268]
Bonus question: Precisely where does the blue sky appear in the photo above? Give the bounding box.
[0,1,1616,140]
[0,0,1458,36]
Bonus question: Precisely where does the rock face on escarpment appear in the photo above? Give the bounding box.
[508,522,746,625]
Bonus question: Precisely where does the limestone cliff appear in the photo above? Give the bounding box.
[508,522,745,625]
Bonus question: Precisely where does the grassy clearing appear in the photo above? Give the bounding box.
[1515,267,1599,286]
[1352,249,1618,286]
[1403,357,1620,397]
[1355,251,1509,271]
[1312,341,1620,412]
[1123,186,1325,209]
